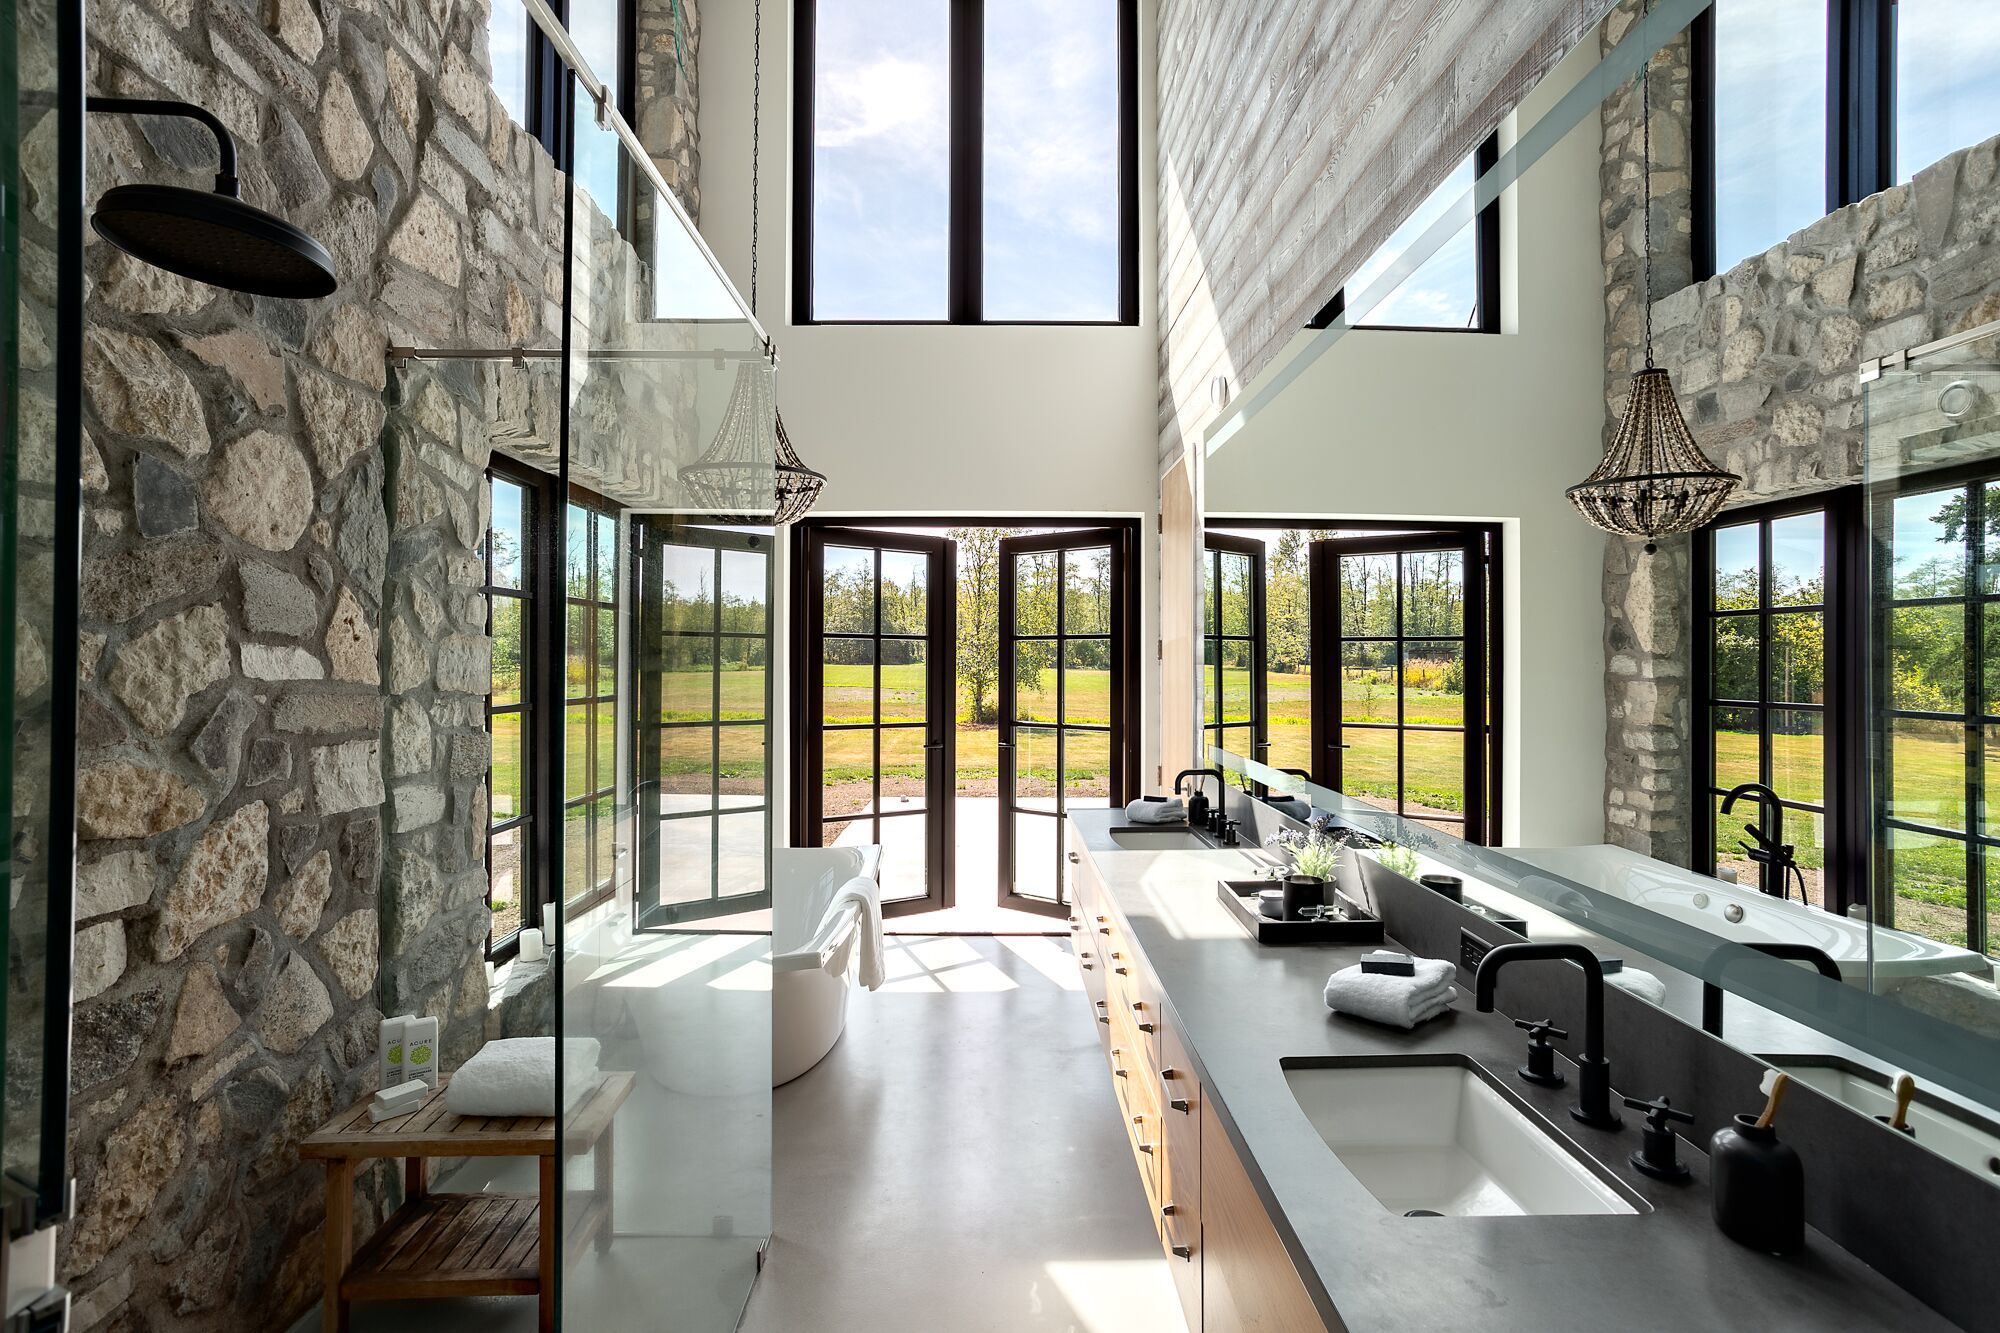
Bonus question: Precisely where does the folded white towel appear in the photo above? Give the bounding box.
[1323,957,1458,1029]
[829,876,885,991]
[1608,967,1667,1006]
[445,1037,603,1117]
[1123,797,1185,825]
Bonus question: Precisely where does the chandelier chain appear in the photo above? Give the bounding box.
[1640,0,1654,370]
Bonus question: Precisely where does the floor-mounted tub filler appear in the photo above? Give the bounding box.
[1502,844,1990,982]
[771,846,883,1086]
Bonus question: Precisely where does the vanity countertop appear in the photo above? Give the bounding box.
[1067,809,1958,1332]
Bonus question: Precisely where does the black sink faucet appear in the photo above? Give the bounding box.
[1475,942,1622,1130]
[1172,768,1224,830]
[1700,942,1842,1037]
[1721,781,1801,902]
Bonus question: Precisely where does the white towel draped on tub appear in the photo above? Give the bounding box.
[826,875,885,991]
[445,1037,603,1117]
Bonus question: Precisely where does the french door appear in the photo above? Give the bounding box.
[633,519,774,928]
[1311,531,1496,843]
[800,528,957,917]
[998,529,1132,915]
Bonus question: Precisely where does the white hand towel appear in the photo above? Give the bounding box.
[1323,957,1458,1029]
[445,1036,603,1117]
[830,875,885,991]
[1607,967,1667,1006]
[1123,797,1185,825]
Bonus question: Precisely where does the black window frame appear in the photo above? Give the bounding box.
[1307,133,1503,335]
[563,489,624,920]
[489,0,638,178]
[1202,534,1268,774]
[792,0,1141,327]
[1693,0,1969,282]
[1691,489,1870,918]
[485,458,565,963]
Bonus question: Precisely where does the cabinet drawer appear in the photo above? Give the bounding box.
[1157,1003,1202,1316]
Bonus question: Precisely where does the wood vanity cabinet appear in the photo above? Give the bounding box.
[1067,829,1331,1333]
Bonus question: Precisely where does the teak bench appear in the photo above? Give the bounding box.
[300,1070,635,1333]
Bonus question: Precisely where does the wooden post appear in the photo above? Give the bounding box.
[322,1159,354,1333]
[404,1156,426,1201]
[538,1154,558,1333]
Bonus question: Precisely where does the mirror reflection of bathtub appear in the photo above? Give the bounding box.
[1504,844,1992,983]
[772,846,883,1085]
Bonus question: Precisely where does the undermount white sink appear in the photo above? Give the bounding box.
[1108,827,1216,851]
[1284,1059,1641,1217]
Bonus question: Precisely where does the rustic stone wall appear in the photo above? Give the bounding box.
[1596,1,2000,862]
[68,0,701,1328]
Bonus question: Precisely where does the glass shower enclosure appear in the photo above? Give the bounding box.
[379,1,779,1326]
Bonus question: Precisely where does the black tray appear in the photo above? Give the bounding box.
[1218,880,1386,945]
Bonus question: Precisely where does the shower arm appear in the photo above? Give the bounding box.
[85,96,239,197]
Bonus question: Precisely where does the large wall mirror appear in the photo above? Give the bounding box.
[1197,0,2000,1199]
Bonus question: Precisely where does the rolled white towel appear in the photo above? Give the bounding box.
[1123,796,1185,825]
[1607,966,1668,1006]
[1323,957,1458,1029]
[445,1036,603,1117]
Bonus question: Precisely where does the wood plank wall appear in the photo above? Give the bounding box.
[1156,0,1616,462]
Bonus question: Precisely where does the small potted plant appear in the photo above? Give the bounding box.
[1264,826,1342,919]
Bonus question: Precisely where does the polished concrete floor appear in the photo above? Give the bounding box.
[287,935,1182,1333]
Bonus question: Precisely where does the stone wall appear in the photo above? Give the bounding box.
[1596,1,2000,862]
[68,0,700,1329]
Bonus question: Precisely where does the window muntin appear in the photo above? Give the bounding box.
[486,473,535,955]
[649,526,771,923]
[1700,507,1833,908]
[1893,0,2000,184]
[798,0,1135,325]
[1710,0,1830,274]
[982,0,1122,321]
[1203,542,1262,768]
[1877,478,1999,956]
[565,498,622,913]
[567,0,627,226]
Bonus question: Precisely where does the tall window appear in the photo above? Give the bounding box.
[1696,501,1837,909]
[486,467,541,957]
[1315,138,1501,333]
[481,0,632,212]
[565,497,621,913]
[795,0,1138,324]
[1876,476,2000,955]
[1702,0,2000,276]
[639,524,773,926]
[1202,536,1264,769]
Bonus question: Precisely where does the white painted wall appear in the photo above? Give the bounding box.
[697,2,1165,836]
[1204,37,1610,847]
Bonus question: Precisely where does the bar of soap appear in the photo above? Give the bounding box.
[1360,949,1416,976]
[375,1078,429,1105]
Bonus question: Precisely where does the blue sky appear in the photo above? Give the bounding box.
[1715,0,2000,273]
[1346,157,1480,329]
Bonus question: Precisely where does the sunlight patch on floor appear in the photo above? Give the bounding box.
[1040,1259,1189,1332]
[603,934,758,989]
[997,934,1087,990]
[707,956,774,991]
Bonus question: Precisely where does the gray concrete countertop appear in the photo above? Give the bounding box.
[1068,810,1957,1332]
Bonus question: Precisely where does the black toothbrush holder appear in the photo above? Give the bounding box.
[1710,1115,1804,1254]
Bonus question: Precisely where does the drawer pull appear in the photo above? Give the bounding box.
[1080,961,1094,971]
[1137,1021,1156,1033]
[1095,1000,1110,1026]
[1168,1096,1191,1113]
[1067,851,1080,863]
[1172,1245,1193,1261]
[1097,926,1111,936]
[1160,1204,1177,1218]
[1115,967,1130,976]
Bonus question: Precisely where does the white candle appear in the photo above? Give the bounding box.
[518,927,546,962]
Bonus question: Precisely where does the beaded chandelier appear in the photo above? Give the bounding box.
[1568,1,1736,553]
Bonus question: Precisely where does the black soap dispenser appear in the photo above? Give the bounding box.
[1711,1071,1804,1255]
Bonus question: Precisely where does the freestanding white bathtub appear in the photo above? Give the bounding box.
[1503,844,1990,982]
[770,845,882,1086]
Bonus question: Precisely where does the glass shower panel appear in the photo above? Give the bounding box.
[559,86,773,1333]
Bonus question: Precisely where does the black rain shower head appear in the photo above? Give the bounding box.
[86,96,338,300]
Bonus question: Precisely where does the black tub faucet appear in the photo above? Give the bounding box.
[1721,781,1801,902]
[1475,942,1622,1130]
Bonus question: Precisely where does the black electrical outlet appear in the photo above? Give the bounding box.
[1459,927,1493,974]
